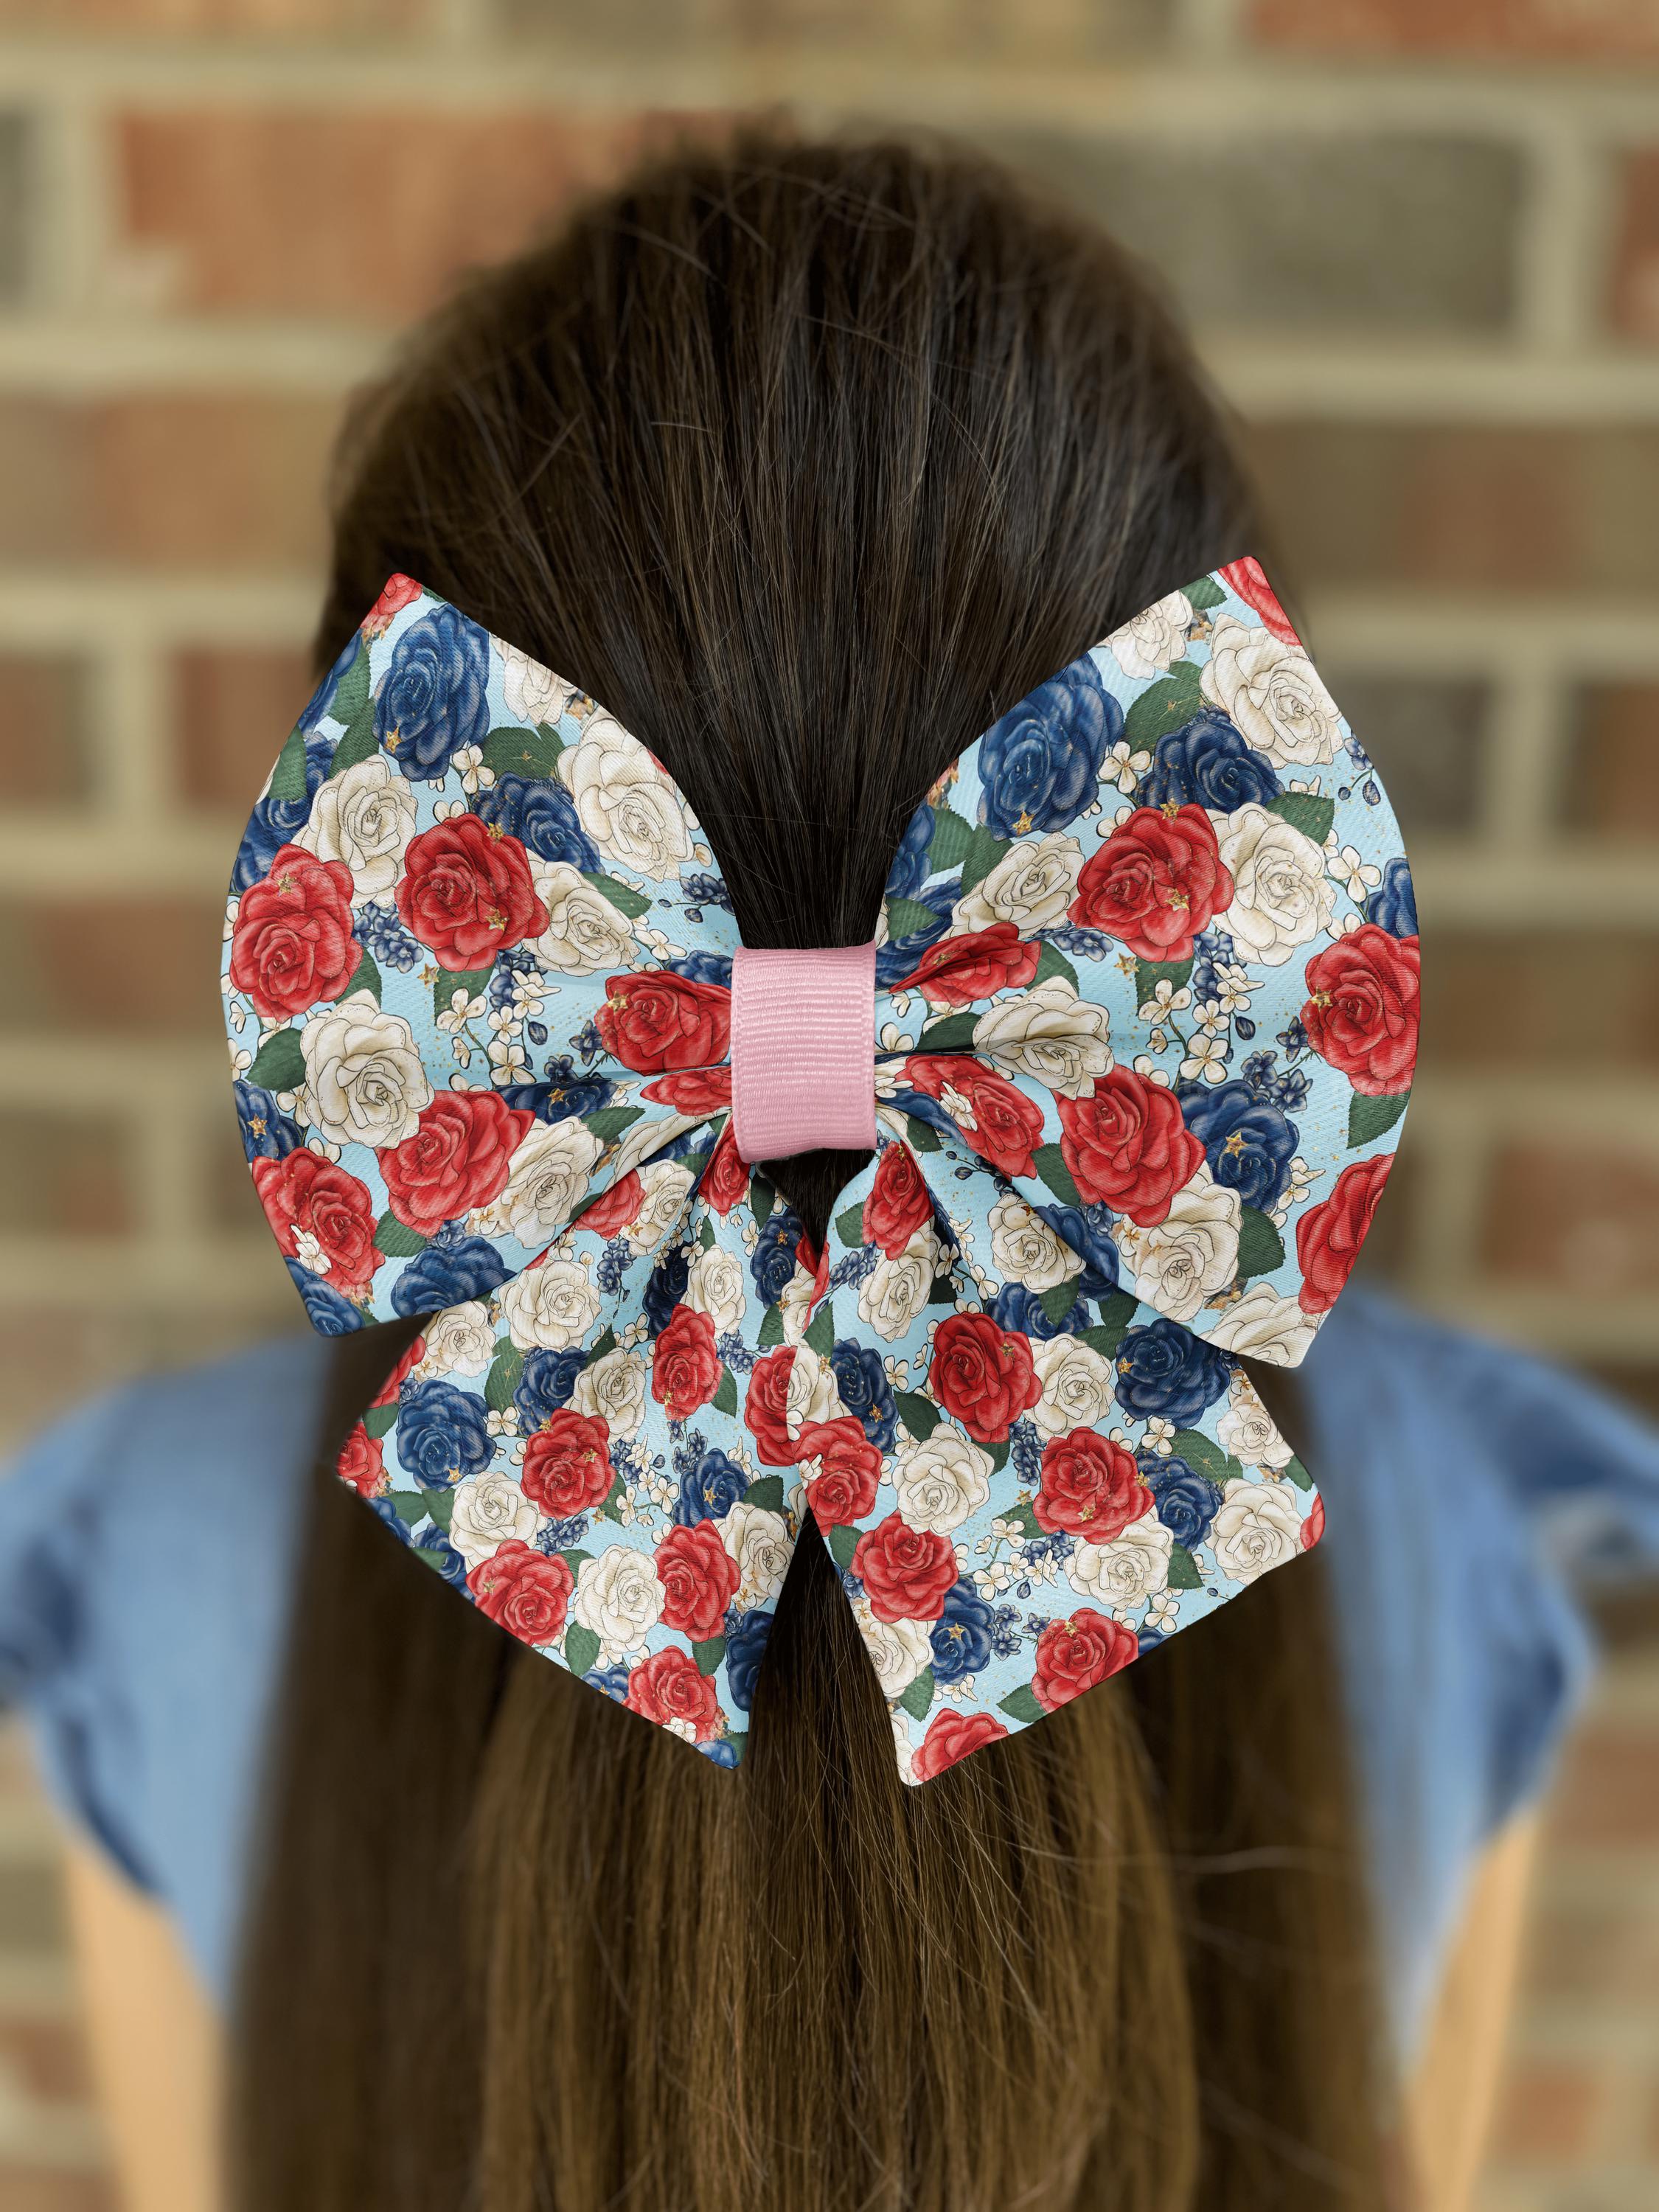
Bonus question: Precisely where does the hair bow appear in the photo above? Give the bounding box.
[223,560,1416,1779]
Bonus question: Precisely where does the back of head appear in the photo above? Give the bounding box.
[234,131,1392,2212]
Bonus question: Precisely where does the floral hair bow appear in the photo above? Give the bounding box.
[223,560,1416,1780]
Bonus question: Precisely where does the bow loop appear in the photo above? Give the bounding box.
[873,557,1416,1368]
[224,559,1411,1778]
[224,577,740,1330]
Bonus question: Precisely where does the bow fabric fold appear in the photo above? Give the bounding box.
[223,560,1416,1778]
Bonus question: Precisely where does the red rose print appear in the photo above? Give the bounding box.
[362,571,423,635]
[519,1408,615,1518]
[703,1122,751,1211]
[370,1333,425,1408]
[1301,1492,1326,1551]
[335,1419,386,1499]
[394,814,549,972]
[595,972,731,1074]
[251,1150,380,1293]
[911,1709,1009,1781]
[625,1646,724,1740]
[655,1519,742,1640]
[1035,1430,1150,1540]
[743,1348,801,1466]
[1301,925,1419,1098]
[904,1056,1046,1180]
[229,843,360,1018]
[1068,804,1234,963]
[798,1235,829,1304]
[651,1304,723,1422]
[899,921,1040,1009]
[467,1541,573,1647]
[1216,557,1300,645]
[1032,1609,1138,1712]
[577,1169,643,1239]
[377,1088,535,1236]
[799,1416,883,1528]
[928,1312,1041,1444]
[1295,1153,1393,1316]
[641,1067,733,1113]
[1057,1068,1203,1227]
[852,1513,960,1624]
[862,1140,934,1258]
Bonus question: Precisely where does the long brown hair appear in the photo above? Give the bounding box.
[231,132,1397,2212]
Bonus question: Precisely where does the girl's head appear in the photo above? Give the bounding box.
[236,131,1389,2212]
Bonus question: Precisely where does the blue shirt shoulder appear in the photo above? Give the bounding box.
[0,1335,327,1995]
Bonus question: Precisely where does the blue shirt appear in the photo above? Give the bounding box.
[3,1290,1657,2054]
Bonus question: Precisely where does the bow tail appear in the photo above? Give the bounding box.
[815,1132,1318,1783]
[338,1114,805,1768]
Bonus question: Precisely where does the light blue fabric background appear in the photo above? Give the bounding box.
[2,1288,1657,2054]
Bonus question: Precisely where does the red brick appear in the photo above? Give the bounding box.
[0,0,418,25]
[175,646,314,811]
[1551,1722,1659,1846]
[0,1112,133,1237]
[1612,150,1659,346]
[1523,1895,1659,2004]
[1583,1361,1659,1423]
[0,394,335,570]
[1423,933,1659,1073]
[116,108,719,321]
[0,657,88,805]
[0,895,224,1037]
[1492,2059,1604,2163]
[207,1110,265,1236]
[1482,1141,1659,1295]
[1251,0,1659,60]
[0,1863,65,1950]
[497,0,1170,55]
[0,2177,116,2212]
[0,1307,152,1445]
[0,2019,97,2104]
[1248,420,1659,593]
[1564,684,1659,840]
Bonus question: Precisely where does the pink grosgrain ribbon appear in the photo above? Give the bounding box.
[729,942,877,1161]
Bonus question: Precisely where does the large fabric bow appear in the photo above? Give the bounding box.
[223,561,1416,1779]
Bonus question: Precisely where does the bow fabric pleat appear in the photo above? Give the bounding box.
[223,561,1416,1779]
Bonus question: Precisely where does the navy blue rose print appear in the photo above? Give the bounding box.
[884,801,936,900]
[723,1608,774,1712]
[513,1346,587,1433]
[473,771,599,869]
[375,602,490,780]
[1175,1079,1299,1211]
[1134,709,1281,813]
[1144,1455,1224,1548]
[929,1579,996,1683]
[1113,1319,1232,1426]
[1366,855,1418,938]
[391,1234,512,1316]
[673,1448,748,1526]
[231,734,332,891]
[976,657,1119,837]
[830,1339,898,1450]
[234,1078,302,1162]
[395,1378,493,1488]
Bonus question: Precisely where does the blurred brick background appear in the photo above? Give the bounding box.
[0,1,1656,2208]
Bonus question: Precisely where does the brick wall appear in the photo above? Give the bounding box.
[0,3,1655,2207]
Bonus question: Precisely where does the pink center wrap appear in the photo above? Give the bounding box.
[728,942,877,1162]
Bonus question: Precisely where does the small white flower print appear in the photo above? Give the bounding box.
[1179,1032,1228,1084]
[1328,844,1381,900]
